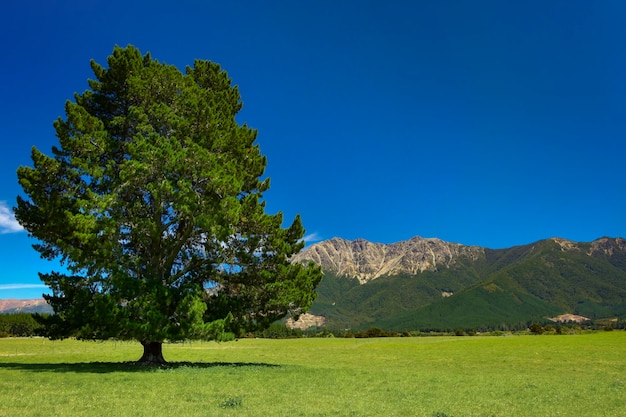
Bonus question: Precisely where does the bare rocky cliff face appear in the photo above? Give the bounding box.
[589,237,626,256]
[550,236,626,256]
[292,236,485,283]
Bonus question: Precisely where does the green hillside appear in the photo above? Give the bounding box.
[377,285,562,331]
[310,262,485,330]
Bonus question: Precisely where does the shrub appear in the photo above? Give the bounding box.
[257,323,303,339]
[217,332,236,342]
[529,323,544,335]
[353,327,397,338]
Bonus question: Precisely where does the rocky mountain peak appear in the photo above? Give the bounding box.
[547,236,626,256]
[550,237,578,251]
[292,236,485,283]
[589,237,626,256]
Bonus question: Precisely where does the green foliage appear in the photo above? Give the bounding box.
[257,323,303,339]
[217,331,237,342]
[14,45,322,357]
[0,313,45,337]
[354,327,388,338]
[529,323,544,334]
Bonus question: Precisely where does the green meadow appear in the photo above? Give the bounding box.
[1,332,625,417]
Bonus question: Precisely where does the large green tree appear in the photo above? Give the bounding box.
[15,45,321,364]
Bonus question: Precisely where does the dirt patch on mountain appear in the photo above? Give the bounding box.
[549,314,590,323]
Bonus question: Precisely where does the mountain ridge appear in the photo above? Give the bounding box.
[294,235,626,331]
[295,235,626,280]
[292,236,485,283]
[0,298,53,314]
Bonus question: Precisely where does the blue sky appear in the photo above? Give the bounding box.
[1,1,625,299]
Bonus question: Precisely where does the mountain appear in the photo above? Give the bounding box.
[292,236,484,283]
[0,299,53,314]
[294,236,626,331]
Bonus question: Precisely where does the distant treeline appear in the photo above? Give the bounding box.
[1,313,622,339]
[0,313,47,337]
[253,319,625,339]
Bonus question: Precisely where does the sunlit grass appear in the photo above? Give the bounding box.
[1,332,625,416]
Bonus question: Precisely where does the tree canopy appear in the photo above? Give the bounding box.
[15,45,322,364]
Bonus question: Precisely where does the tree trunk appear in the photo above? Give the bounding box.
[137,341,167,365]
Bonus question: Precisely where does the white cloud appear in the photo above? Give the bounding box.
[0,201,24,234]
[301,232,322,244]
[0,284,47,290]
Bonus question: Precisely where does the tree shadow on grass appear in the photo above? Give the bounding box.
[0,361,281,373]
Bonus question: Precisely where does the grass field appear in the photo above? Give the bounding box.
[1,332,625,416]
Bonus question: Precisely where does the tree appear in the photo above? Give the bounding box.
[529,323,544,334]
[15,45,322,364]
